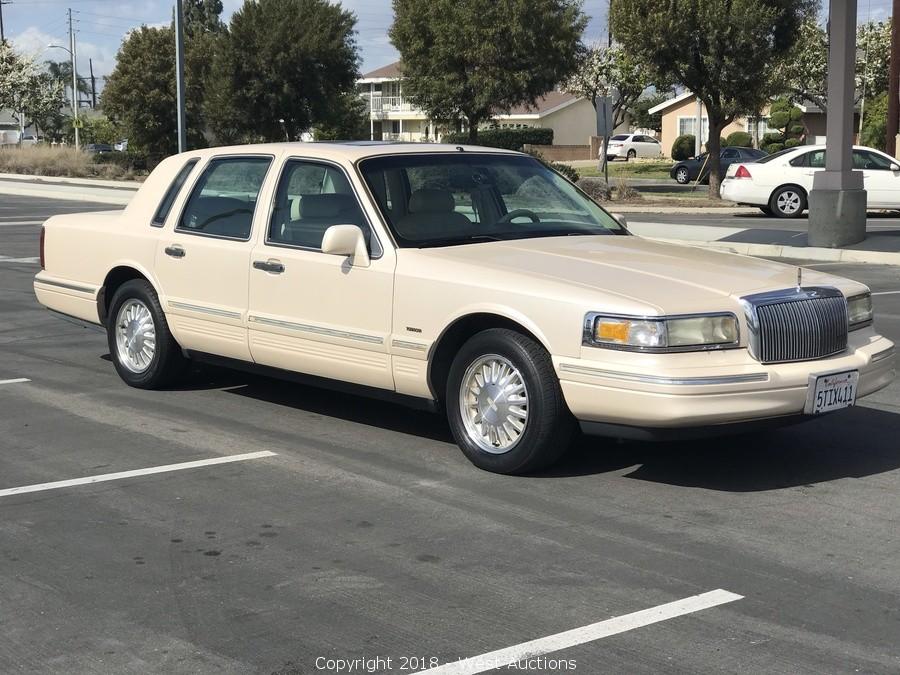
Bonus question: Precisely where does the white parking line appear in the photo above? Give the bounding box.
[872,290,900,296]
[0,378,31,386]
[412,589,743,675]
[0,256,39,264]
[0,450,277,498]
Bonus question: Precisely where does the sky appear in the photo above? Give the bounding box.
[3,0,894,86]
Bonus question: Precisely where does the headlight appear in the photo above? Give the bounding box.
[847,292,873,330]
[584,312,739,352]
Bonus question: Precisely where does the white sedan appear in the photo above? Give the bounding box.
[605,134,662,161]
[721,145,900,218]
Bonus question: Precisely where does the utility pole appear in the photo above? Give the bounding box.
[68,8,80,151]
[887,0,900,156]
[0,0,9,43]
[607,0,613,47]
[174,0,187,152]
[89,58,97,108]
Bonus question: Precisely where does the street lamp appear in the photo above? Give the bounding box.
[47,43,80,151]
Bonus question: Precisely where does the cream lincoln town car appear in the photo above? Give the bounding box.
[34,143,895,473]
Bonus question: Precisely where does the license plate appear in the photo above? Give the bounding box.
[804,370,859,415]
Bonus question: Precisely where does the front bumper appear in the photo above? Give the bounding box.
[555,330,895,430]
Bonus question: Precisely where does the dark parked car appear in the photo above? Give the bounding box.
[670,146,767,184]
[85,143,115,155]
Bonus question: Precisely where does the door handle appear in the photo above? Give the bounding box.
[253,259,285,274]
[164,245,185,258]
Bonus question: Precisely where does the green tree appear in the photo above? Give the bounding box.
[565,44,655,129]
[1,44,65,138]
[390,0,586,143]
[774,19,891,113]
[183,0,225,36]
[612,0,814,197]
[313,92,369,140]
[860,92,888,151]
[205,0,359,143]
[631,92,669,133]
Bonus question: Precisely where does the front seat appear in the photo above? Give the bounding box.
[395,188,473,241]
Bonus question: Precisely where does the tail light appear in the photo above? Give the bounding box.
[735,165,752,179]
[39,226,45,269]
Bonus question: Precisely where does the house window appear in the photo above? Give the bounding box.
[678,117,709,141]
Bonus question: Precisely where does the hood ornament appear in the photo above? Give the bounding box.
[797,267,803,291]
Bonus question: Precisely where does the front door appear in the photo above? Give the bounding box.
[853,149,900,208]
[154,155,273,361]
[247,158,395,390]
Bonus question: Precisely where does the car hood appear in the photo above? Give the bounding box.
[408,234,854,314]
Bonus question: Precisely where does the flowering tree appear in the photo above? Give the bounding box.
[564,44,653,130]
[0,43,65,138]
[775,19,891,112]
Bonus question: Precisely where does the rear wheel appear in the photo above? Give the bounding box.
[626,149,637,160]
[107,279,186,389]
[674,166,690,184]
[446,329,574,474]
[769,185,807,218]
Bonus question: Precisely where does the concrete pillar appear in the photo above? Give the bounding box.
[808,0,866,247]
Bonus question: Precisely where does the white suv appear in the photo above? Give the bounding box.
[605,134,662,161]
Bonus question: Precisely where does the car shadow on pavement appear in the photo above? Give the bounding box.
[217,369,454,443]
[550,405,900,491]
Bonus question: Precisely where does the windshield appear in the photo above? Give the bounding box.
[358,153,625,248]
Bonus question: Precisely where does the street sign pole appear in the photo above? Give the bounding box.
[174,0,187,153]
[596,96,613,185]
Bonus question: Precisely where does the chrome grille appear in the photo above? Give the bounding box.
[743,288,848,364]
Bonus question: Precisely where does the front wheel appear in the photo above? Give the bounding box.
[446,329,574,474]
[107,279,186,389]
[674,166,690,184]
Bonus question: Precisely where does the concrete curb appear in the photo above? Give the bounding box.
[0,172,142,190]
[649,237,900,265]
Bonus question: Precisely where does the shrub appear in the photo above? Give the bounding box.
[783,138,802,149]
[576,177,611,201]
[525,148,579,182]
[442,127,554,150]
[763,142,784,154]
[861,92,888,151]
[725,131,753,148]
[762,132,783,146]
[0,146,141,180]
[671,134,695,160]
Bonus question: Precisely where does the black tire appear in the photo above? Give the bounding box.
[446,328,574,474]
[626,149,636,160]
[606,155,616,162]
[106,279,186,389]
[769,185,807,219]
[674,166,690,184]
[759,206,774,216]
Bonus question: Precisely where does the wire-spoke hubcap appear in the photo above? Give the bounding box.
[459,354,529,454]
[115,299,157,373]
[676,168,688,183]
[777,191,801,214]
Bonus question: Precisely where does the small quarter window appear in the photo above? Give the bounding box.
[152,158,198,227]
[177,157,271,240]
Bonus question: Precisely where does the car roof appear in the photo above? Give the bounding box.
[168,141,522,163]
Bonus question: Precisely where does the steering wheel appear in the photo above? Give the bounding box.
[497,209,541,224]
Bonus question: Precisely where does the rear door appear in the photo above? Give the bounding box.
[154,155,274,361]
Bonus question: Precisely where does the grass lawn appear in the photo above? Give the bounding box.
[577,160,673,181]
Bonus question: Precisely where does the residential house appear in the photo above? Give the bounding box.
[648,92,852,157]
[356,61,613,147]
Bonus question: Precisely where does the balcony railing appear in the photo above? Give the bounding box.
[366,95,417,114]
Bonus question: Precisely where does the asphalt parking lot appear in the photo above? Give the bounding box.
[1,195,899,674]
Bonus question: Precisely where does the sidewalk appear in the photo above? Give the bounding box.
[0,173,139,206]
[626,219,900,265]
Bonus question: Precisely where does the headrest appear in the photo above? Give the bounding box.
[299,193,356,219]
[408,188,455,213]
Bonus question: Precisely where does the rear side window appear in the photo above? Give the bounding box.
[177,157,271,240]
[611,134,630,141]
[152,159,198,226]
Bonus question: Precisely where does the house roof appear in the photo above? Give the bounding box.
[360,61,402,80]
[647,91,695,115]
[504,91,579,116]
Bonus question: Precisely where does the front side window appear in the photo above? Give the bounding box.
[853,150,893,170]
[152,158,199,226]
[359,153,625,248]
[268,160,372,251]
[177,157,271,240]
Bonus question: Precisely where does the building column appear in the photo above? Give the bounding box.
[808,0,866,247]
[369,83,375,140]
[399,118,403,140]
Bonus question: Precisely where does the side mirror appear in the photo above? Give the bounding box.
[611,212,628,228]
[891,163,900,172]
[321,224,370,268]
